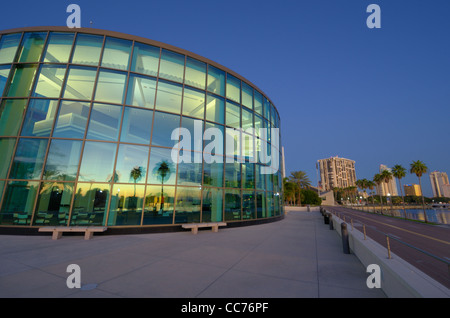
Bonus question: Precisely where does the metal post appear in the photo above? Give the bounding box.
[386,235,391,259]
[341,223,350,254]
[351,219,353,231]
[363,224,366,240]
[329,214,334,230]
[324,212,329,224]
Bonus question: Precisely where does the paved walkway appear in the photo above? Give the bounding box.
[0,210,385,298]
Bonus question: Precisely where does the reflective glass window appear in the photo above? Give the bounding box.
[21,99,58,137]
[71,34,103,66]
[155,80,182,113]
[42,32,74,63]
[266,193,273,217]
[224,162,240,188]
[242,190,255,219]
[177,150,202,186]
[33,65,66,98]
[204,122,224,156]
[63,66,97,100]
[175,186,201,223]
[242,132,256,162]
[263,97,270,120]
[202,187,223,222]
[256,191,266,218]
[205,94,224,124]
[131,42,160,77]
[254,90,263,116]
[143,185,174,225]
[126,74,156,108]
[9,138,48,180]
[159,49,184,83]
[242,162,255,189]
[151,111,180,148]
[254,115,263,138]
[114,144,148,184]
[120,107,153,144]
[207,65,225,96]
[101,37,132,71]
[182,87,204,119]
[0,138,16,178]
[0,181,39,225]
[224,189,241,221]
[242,82,253,109]
[78,141,117,182]
[185,57,206,89]
[0,33,21,64]
[203,161,223,187]
[226,74,240,103]
[4,64,38,97]
[241,107,253,131]
[71,183,109,226]
[109,184,144,226]
[0,65,11,96]
[86,103,122,141]
[43,139,82,181]
[94,70,126,104]
[0,99,27,136]
[17,32,46,63]
[33,182,74,226]
[53,100,90,139]
[147,147,177,185]
[179,116,203,153]
[255,164,265,190]
[226,101,240,129]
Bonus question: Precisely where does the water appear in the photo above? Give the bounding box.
[386,208,450,225]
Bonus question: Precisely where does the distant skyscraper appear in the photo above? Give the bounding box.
[404,184,422,196]
[378,164,398,196]
[429,171,449,197]
[317,156,356,191]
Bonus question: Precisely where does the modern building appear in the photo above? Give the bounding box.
[429,171,449,198]
[404,184,422,196]
[378,164,398,196]
[317,156,356,191]
[0,27,283,233]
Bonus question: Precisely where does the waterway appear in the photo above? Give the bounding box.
[377,208,450,225]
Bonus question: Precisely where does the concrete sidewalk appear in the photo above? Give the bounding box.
[0,210,385,298]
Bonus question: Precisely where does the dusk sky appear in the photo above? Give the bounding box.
[1,0,449,197]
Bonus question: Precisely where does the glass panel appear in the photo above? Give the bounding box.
[224,189,241,221]
[43,32,74,63]
[101,37,132,71]
[185,57,206,89]
[43,139,82,181]
[226,74,240,103]
[4,64,38,97]
[120,107,153,144]
[0,138,16,178]
[0,181,39,225]
[94,70,126,104]
[53,100,90,139]
[255,164,265,190]
[108,184,144,226]
[143,185,174,225]
[226,101,240,128]
[254,115,263,138]
[242,132,256,162]
[264,97,270,120]
[203,161,223,187]
[256,191,266,218]
[179,116,203,152]
[266,192,273,217]
[21,99,58,137]
[182,87,204,119]
[151,111,180,147]
[126,74,156,108]
[9,138,48,180]
[241,107,253,131]
[224,162,240,188]
[114,144,148,184]
[33,65,66,98]
[159,49,184,83]
[204,122,224,156]
[78,141,117,182]
[71,34,103,66]
[207,65,225,96]
[242,162,255,189]
[0,99,27,136]
[63,66,97,100]
[254,90,263,116]
[242,82,253,109]
[202,187,223,222]
[0,33,21,64]
[175,186,201,223]
[71,183,109,226]
[0,65,11,96]
[155,80,182,113]
[131,42,159,77]
[86,103,122,141]
[17,32,46,63]
[33,182,74,226]
[205,94,224,124]
[147,147,177,185]
[177,150,202,186]
[242,190,255,219]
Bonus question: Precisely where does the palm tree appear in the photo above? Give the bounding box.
[381,169,394,213]
[366,180,376,212]
[373,173,384,214]
[356,179,368,207]
[289,171,311,206]
[130,166,144,197]
[283,178,298,205]
[410,160,428,223]
[392,164,407,219]
[154,161,172,211]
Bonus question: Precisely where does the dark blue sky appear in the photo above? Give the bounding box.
[2,0,449,196]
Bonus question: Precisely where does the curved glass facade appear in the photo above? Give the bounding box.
[0,27,283,229]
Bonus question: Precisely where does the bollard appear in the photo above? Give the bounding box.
[341,223,350,254]
[329,214,334,230]
[324,212,330,224]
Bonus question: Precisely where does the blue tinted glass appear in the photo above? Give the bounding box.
[0,65,11,96]
[9,138,49,180]
[151,111,180,148]
[86,103,122,141]
[43,32,74,63]
[120,107,153,144]
[0,33,22,64]
[78,141,117,182]
[131,42,159,77]
[43,139,82,181]
[21,99,58,137]
[53,100,90,139]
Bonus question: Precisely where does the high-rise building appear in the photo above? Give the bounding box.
[429,171,449,197]
[378,164,398,196]
[317,156,356,191]
[404,184,422,196]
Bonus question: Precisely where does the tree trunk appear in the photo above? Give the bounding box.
[419,176,428,223]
